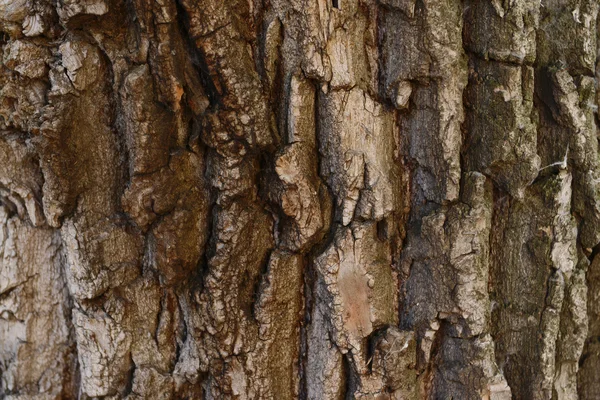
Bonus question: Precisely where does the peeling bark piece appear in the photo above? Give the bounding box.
[268,76,331,251]
[0,76,48,133]
[0,0,28,36]
[121,65,174,175]
[127,368,175,400]
[262,17,282,94]
[550,71,600,249]
[274,142,329,251]
[59,39,103,91]
[57,0,109,22]
[490,170,577,399]
[554,255,588,400]
[273,0,381,95]
[196,198,274,397]
[464,61,540,198]
[326,28,355,90]
[0,208,76,398]
[252,251,304,398]
[117,277,176,373]
[3,40,50,79]
[326,16,371,90]
[22,14,45,37]
[287,74,316,146]
[286,75,317,146]
[316,226,374,344]
[369,327,418,399]
[579,254,600,399]
[463,0,539,64]
[16,0,55,39]
[62,217,143,299]
[305,301,345,400]
[401,172,493,335]
[382,0,466,206]
[0,135,45,226]
[400,173,508,397]
[308,222,397,396]
[45,36,146,299]
[318,88,400,225]
[447,173,494,336]
[394,80,412,109]
[73,308,132,398]
[276,0,332,82]
[46,44,138,297]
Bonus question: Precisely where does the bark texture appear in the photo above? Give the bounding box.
[1,0,600,399]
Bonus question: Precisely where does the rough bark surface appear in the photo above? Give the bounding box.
[1,0,600,399]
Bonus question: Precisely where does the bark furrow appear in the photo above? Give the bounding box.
[1,0,600,399]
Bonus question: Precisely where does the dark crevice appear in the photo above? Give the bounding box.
[534,66,562,121]
[342,352,355,400]
[175,0,222,108]
[0,31,8,46]
[173,293,188,372]
[419,322,445,396]
[298,254,312,400]
[122,354,136,397]
[366,326,388,373]
[588,241,600,262]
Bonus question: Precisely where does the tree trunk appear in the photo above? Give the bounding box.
[1,0,600,399]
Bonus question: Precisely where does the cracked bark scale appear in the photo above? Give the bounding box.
[0,0,599,399]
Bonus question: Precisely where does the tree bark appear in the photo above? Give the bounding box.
[1,0,600,399]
